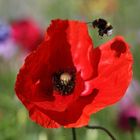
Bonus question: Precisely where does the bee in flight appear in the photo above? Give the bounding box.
[87,18,113,37]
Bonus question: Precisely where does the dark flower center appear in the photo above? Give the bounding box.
[53,70,76,95]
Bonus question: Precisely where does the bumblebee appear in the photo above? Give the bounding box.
[89,18,113,37]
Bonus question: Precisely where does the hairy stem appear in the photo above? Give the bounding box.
[72,128,76,140]
[86,125,116,140]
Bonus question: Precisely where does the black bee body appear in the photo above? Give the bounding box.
[92,18,113,37]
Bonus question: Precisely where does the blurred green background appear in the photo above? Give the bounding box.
[0,0,140,140]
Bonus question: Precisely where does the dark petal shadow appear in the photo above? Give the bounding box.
[111,39,127,57]
[37,88,99,126]
[90,47,101,78]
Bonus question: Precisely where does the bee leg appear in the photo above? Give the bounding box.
[98,30,104,38]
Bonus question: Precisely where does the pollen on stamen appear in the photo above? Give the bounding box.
[60,72,71,85]
[53,70,76,95]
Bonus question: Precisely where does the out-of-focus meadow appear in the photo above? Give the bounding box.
[0,0,140,140]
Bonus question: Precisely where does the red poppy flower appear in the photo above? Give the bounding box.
[11,19,42,51]
[15,19,133,128]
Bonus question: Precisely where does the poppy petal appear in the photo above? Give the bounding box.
[29,106,60,128]
[69,36,133,127]
[90,36,133,110]
[45,19,94,80]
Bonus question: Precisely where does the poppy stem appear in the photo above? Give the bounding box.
[85,125,116,140]
[72,128,76,140]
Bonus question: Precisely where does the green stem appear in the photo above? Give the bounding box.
[86,125,116,140]
[72,128,76,140]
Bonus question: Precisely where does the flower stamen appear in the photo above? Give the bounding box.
[53,70,75,95]
[60,72,71,85]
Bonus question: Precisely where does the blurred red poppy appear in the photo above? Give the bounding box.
[11,19,42,51]
[15,19,133,128]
